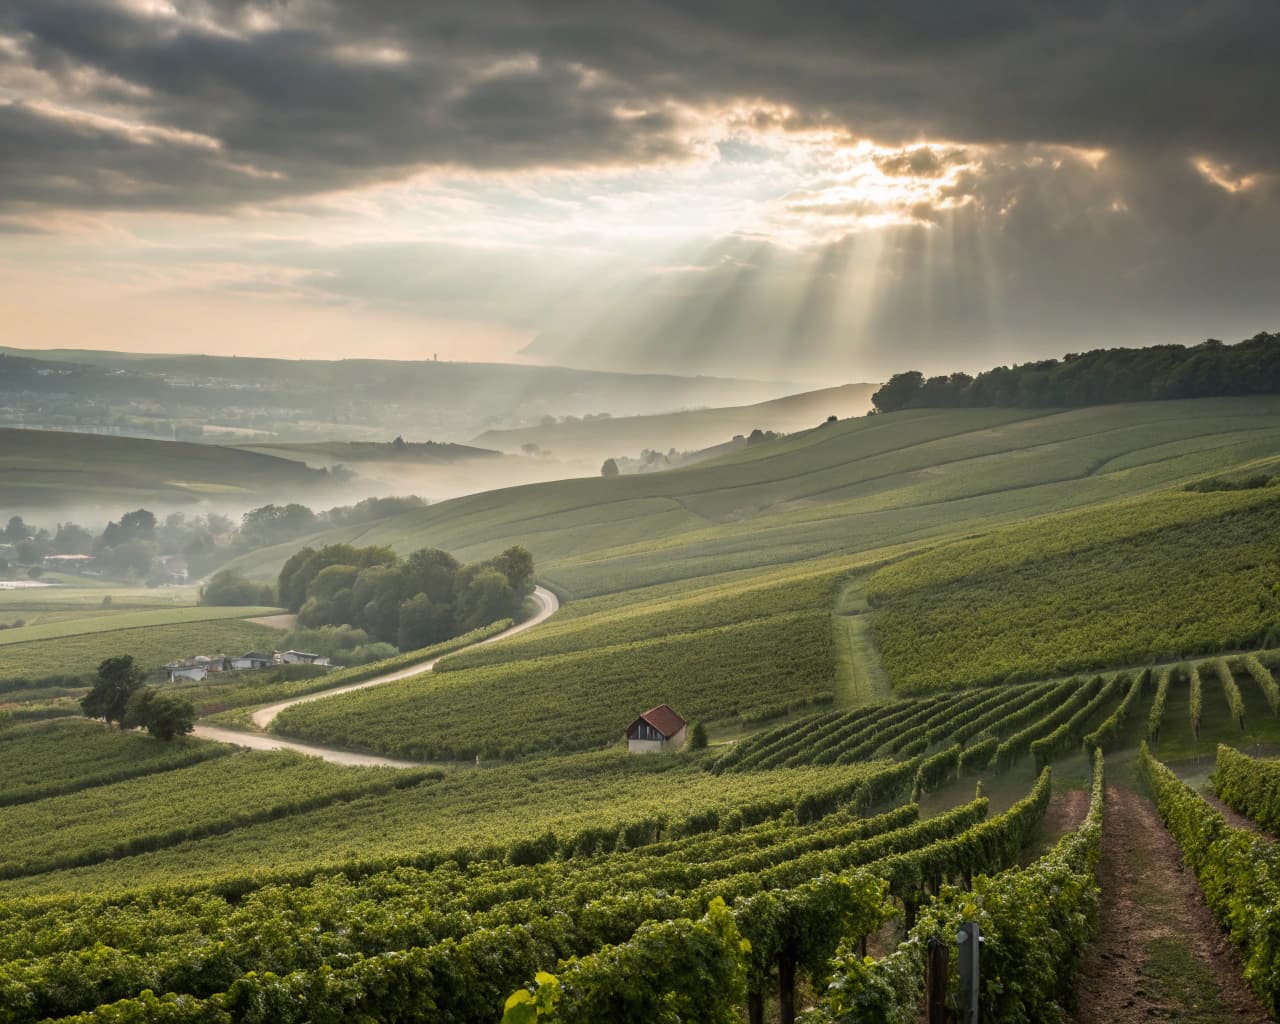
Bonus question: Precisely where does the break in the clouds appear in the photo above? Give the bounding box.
[1,0,1277,380]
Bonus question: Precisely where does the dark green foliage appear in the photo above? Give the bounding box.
[688,722,708,750]
[871,332,1280,412]
[1184,473,1277,492]
[1211,744,1280,835]
[1142,744,1280,1015]
[198,570,276,607]
[79,655,145,726]
[280,542,533,650]
[125,687,196,741]
[812,753,1104,1024]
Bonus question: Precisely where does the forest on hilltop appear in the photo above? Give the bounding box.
[873,331,1280,412]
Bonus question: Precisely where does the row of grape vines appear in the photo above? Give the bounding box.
[1141,744,1280,1015]
[3,759,1059,1023]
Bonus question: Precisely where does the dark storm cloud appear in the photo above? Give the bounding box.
[1,0,1277,212]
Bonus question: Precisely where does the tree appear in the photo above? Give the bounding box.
[601,458,620,478]
[3,515,31,543]
[80,655,146,727]
[27,566,42,580]
[870,370,925,413]
[455,567,520,632]
[397,592,454,649]
[688,722,708,749]
[199,569,275,606]
[53,522,93,554]
[103,509,157,546]
[490,545,535,596]
[126,687,195,741]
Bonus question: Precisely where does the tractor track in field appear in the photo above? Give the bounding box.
[191,586,559,768]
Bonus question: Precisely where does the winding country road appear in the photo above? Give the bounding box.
[191,586,560,768]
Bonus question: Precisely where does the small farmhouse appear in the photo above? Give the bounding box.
[42,554,96,574]
[230,651,275,670]
[276,650,330,666]
[626,704,687,754]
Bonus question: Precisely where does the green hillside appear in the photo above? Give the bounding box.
[869,486,1280,691]
[473,382,878,460]
[230,396,1280,599]
[8,395,1280,1022]
[0,428,328,507]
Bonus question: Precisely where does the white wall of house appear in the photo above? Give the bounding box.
[628,737,667,754]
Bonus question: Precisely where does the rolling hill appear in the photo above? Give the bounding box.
[472,382,878,462]
[0,428,330,511]
[229,395,1280,599]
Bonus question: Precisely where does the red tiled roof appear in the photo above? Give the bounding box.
[637,704,686,738]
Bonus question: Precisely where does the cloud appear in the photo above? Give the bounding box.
[1,0,1276,214]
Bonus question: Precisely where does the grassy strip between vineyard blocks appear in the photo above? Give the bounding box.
[1140,743,1280,1015]
[1147,667,1173,742]
[802,751,1104,1024]
[1083,668,1149,752]
[1239,654,1280,714]
[1211,744,1280,836]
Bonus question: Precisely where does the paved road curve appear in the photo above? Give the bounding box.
[191,586,559,768]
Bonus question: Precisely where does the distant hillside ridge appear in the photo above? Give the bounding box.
[0,428,329,509]
[873,331,1280,413]
[473,382,878,461]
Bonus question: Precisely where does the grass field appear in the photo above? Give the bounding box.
[0,617,286,680]
[7,394,1280,1020]
[0,427,328,507]
[0,604,281,647]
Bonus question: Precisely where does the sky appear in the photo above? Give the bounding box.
[1,0,1278,383]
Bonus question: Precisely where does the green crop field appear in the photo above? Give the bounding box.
[0,748,429,881]
[273,609,836,760]
[9,394,1280,1021]
[2,751,888,897]
[869,486,1280,690]
[0,617,285,681]
[0,604,281,647]
[0,718,231,805]
[0,428,328,507]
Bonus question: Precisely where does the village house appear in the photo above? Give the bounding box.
[42,553,96,574]
[276,650,330,666]
[625,704,687,753]
[230,651,275,670]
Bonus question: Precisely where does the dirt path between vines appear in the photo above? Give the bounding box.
[1072,785,1270,1023]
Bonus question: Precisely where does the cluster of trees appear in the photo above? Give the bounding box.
[80,655,195,740]
[871,333,1280,413]
[278,543,534,651]
[2,495,426,583]
[199,569,276,607]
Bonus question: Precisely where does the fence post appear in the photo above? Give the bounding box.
[926,935,948,1024]
[957,922,980,1024]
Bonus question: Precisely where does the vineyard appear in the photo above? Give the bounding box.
[270,609,837,760]
[6,398,1280,1020]
[2,644,1279,1019]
